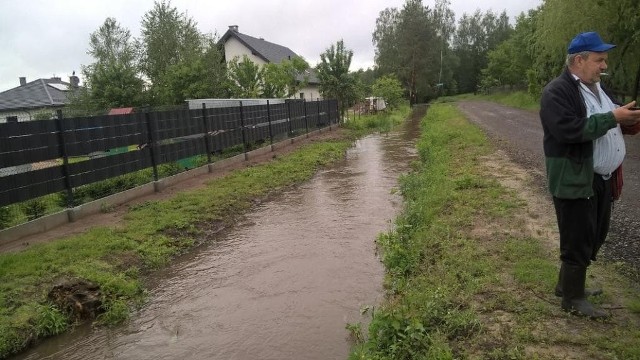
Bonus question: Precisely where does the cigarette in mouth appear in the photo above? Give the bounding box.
[600,72,609,76]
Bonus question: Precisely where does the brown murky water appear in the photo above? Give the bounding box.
[14,111,422,360]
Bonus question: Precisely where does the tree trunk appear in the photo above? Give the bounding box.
[410,66,417,106]
[633,62,640,102]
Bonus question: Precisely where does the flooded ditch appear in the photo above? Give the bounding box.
[14,110,423,360]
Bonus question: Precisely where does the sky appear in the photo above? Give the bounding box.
[0,0,542,92]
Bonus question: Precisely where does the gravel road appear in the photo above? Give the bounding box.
[457,100,640,274]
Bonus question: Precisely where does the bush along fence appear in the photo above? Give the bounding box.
[0,99,339,215]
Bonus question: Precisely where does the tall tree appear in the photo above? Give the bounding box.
[532,0,640,99]
[353,67,376,96]
[70,17,144,112]
[433,0,457,95]
[372,74,405,109]
[316,40,358,118]
[138,0,203,104]
[228,55,263,98]
[607,0,640,100]
[261,56,310,98]
[200,36,232,98]
[397,0,436,102]
[88,17,137,64]
[480,10,539,92]
[453,9,513,94]
[155,35,229,105]
[372,7,401,78]
[373,0,453,102]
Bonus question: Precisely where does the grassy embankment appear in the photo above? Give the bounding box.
[0,105,409,359]
[349,102,640,359]
[436,90,540,111]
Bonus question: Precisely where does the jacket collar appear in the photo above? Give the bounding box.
[562,67,581,87]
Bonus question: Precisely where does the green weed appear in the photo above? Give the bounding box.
[433,92,539,111]
[482,91,539,111]
[35,304,68,337]
[346,322,365,344]
[21,199,47,221]
[342,104,409,135]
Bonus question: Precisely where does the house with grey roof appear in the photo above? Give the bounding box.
[0,75,80,122]
[220,25,321,100]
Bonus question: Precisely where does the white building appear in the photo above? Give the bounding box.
[219,25,321,101]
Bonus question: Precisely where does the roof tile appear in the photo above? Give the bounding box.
[0,78,77,111]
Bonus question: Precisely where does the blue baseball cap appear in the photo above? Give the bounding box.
[568,32,616,54]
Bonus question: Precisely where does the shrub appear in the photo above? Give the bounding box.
[0,206,11,229]
[372,75,404,109]
[22,199,47,221]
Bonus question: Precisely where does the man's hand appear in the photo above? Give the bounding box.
[613,101,640,126]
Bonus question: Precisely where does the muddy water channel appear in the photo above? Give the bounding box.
[16,115,421,360]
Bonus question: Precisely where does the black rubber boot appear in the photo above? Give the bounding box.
[554,263,602,297]
[561,263,609,319]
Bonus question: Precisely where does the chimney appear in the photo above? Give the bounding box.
[229,25,238,32]
[19,77,26,86]
[69,73,80,88]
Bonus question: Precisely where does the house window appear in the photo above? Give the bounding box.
[299,92,305,99]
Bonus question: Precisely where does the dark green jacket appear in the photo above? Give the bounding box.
[539,68,617,199]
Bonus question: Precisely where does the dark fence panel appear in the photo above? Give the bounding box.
[0,99,339,208]
[242,104,270,144]
[68,149,152,188]
[0,165,66,205]
[157,137,207,165]
[63,113,147,157]
[319,100,329,126]
[288,101,306,133]
[0,119,60,167]
[207,106,243,152]
[153,108,201,141]
[269,103,289,139]
[328,99,339,123]
[305,101,319,129]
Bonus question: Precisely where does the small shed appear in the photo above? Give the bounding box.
[365,97,387,112]
[108,107,135,115]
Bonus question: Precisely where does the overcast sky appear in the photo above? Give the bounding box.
[0,0,542,92]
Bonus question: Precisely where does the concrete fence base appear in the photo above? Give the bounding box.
[0,125,334,247]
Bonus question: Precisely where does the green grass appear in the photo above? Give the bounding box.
[0,107,410,359]
[342,104,410,136]
[0,140,292,230]
[349,103,640,359]
[482,91,540,111]
[434,91,540,112]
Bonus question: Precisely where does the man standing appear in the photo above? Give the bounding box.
[540,31,640,319]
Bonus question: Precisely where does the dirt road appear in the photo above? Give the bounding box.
[458,100,640,274]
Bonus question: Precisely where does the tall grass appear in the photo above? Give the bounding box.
[433,91,540,112]
[483,91,540,111]
[350,103,640,359]
[342,104,410,136]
